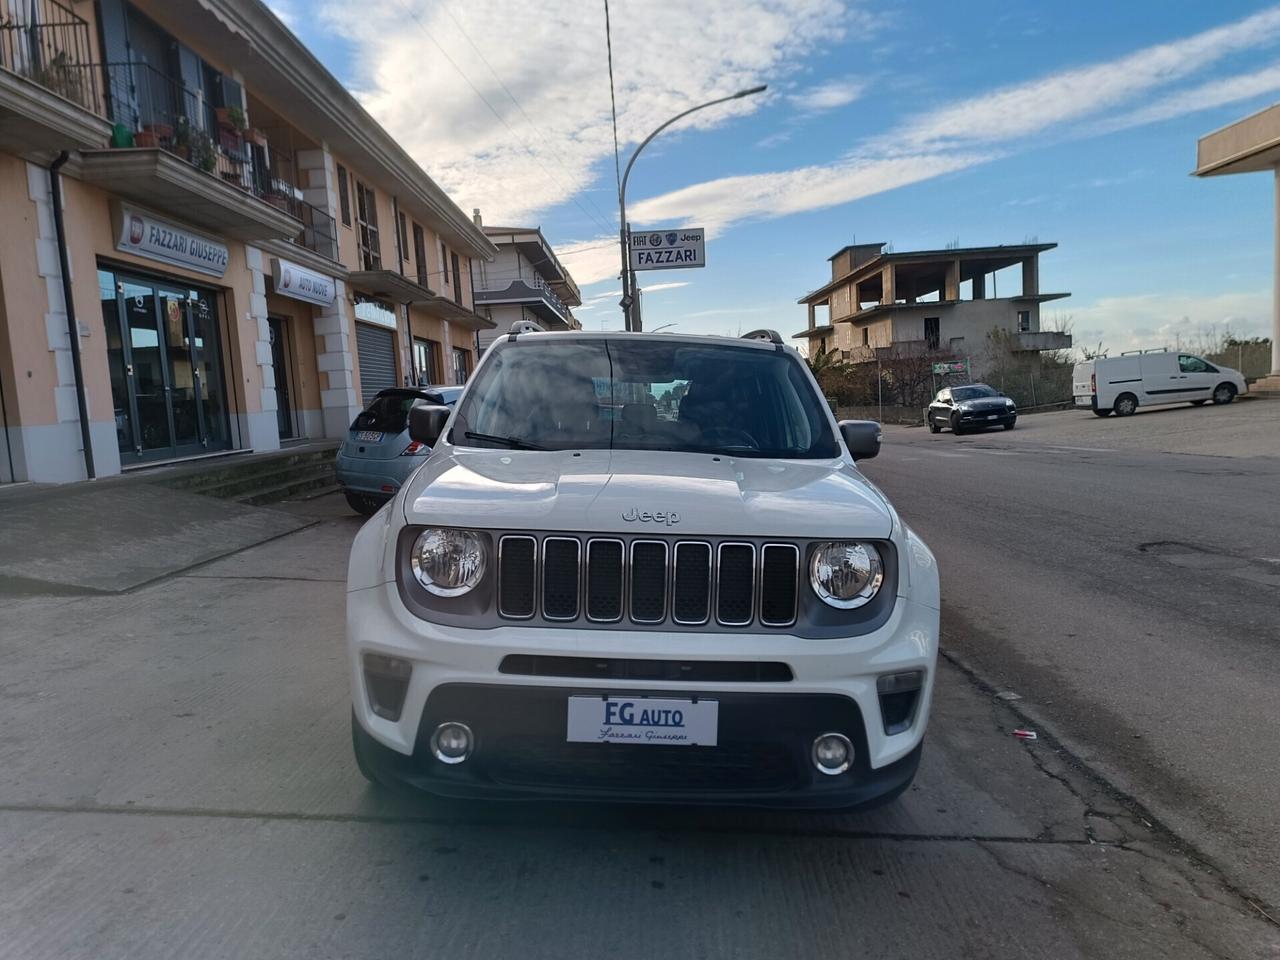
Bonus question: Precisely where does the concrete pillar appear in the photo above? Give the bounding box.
[807,302,816,331]
[1022,256,1039,297]
[881,265,895,305]
[944,260,960,301]
[972,272,986,300]
[1274,167,1280,374]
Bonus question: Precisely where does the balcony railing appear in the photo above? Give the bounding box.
[102,61,337,261]
[0,0,103,114]
[475,273,570,322]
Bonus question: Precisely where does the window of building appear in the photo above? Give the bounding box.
[924,316,940,351]
[413,337,442,385]
[354,179,381,271]
[862,327,869,346]
[398,211,409,263]
[452,347,471,385]
[440,242,449,285]
[1017,310,1031,333]
[412,223,428,288]
[451,252,462,305]
[337,164,351,227]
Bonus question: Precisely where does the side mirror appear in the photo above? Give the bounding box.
[839,420,882,461]
[408,404,451,446]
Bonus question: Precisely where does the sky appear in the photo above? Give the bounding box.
[269,0,1280,353]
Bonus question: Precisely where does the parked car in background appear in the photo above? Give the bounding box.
[1074,351,1247,417]
[927,384,1017,435]
[336,386,464,516]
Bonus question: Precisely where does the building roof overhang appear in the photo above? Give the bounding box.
[1195,102,1280,176]
[482,225,582,304]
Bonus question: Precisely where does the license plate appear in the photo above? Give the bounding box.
[353,430,383,442]
[986,414,998,420]
[567,696,718,746]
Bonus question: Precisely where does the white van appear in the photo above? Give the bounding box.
[1073,350,1247,417]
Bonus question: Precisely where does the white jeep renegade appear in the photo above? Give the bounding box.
[346,329,939,809]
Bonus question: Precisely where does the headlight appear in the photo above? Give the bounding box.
[810,541,884,608]
[410,528,486,597]
[1005,399,1015,408]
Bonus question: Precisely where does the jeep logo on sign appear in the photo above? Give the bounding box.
[623,507,680,525]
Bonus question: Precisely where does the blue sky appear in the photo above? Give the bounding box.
[275,0,1280,352]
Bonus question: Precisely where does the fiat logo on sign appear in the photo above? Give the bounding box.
[128,215,145,245]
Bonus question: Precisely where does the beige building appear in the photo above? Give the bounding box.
[0,0,495,483]
[1195,103,1280,384]
[473,221,582,352]
[796,242,1071,364]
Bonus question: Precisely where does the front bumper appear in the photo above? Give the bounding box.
[957,410,1016,427]
[347,569,939,809]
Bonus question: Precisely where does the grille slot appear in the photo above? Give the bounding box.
[672,542,712,625]
[760,543,800,627]
[541,538,580,620]
[586,539,624,622]
[629,540,668,623]
[716,543,756,626]
[497,536,536,618]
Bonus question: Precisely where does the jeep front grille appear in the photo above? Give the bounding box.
[497,535,800,629]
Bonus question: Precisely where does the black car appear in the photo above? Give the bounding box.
[927,383,1017,434]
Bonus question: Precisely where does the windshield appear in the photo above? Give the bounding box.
[952,385,999,401]
[453,338,838,458]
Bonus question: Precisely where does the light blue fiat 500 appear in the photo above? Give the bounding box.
[336,386,463,516]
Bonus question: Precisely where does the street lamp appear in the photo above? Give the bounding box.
[618,84,767,332]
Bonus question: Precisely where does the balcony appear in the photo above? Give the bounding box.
[1013,331,1072,352]
[474,274,574,327]
[0,0,111,153]
[77,61,336,256]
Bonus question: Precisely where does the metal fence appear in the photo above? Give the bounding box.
[0,0,103,114]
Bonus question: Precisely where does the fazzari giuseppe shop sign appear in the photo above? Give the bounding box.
[270,257,336,306]
[112,204,229,278]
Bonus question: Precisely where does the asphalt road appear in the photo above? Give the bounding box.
[863,402,1280,912]
[1,487,1278,958]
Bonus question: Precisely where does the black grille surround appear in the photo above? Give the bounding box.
[394,527,898,639]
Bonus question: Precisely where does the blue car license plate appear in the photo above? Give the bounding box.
[353,430,383,442]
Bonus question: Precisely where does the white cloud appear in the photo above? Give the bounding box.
[637,281,691,294]
[630,7,1280,239]
[788,76,866,113]
[557,238,624,287]
[1097,61,1280,133]
[1069,289,1272,353]
[321,0,863,223]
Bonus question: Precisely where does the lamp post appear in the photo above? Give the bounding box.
[618,84,767,332]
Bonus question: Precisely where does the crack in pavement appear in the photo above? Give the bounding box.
[0,800,1119,844]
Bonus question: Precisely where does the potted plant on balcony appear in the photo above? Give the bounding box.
[248,127,269,149]
[216,104,248,132]
[190,130,218,174]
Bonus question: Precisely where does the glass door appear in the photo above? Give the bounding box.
[100,268,232,463]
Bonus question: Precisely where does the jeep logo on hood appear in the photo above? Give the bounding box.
[623,507,680,525]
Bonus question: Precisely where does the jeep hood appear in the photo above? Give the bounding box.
[402,448,894,539]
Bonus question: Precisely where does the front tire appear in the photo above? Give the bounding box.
[1113,393,1138,417]
[1212,383,1237,405]
[950,413,965,435]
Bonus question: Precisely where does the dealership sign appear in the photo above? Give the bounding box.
[113,204,228,278]
[271,257,336,306]
[629,227,705,271]
[932,361,968,375]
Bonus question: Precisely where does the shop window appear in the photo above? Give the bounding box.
[413,337,442,385]
[452,347,471,385]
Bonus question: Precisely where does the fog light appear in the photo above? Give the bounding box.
[811,732,853,776]
[430,721,473,764]
[363,653,411,721]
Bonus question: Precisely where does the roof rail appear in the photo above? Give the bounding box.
[741,329,784,346]
[1119,347,1170,356]
[507,319,544,342]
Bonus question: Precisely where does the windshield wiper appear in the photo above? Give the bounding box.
[462,431,546,450]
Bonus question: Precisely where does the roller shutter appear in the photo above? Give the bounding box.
[356,323,397,406]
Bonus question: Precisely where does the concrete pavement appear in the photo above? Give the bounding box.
[864,402,1280,913]
[1,494,1277,958]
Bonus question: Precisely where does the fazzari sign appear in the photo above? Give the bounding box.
[629,227,705,271]
[113,204,228,278]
